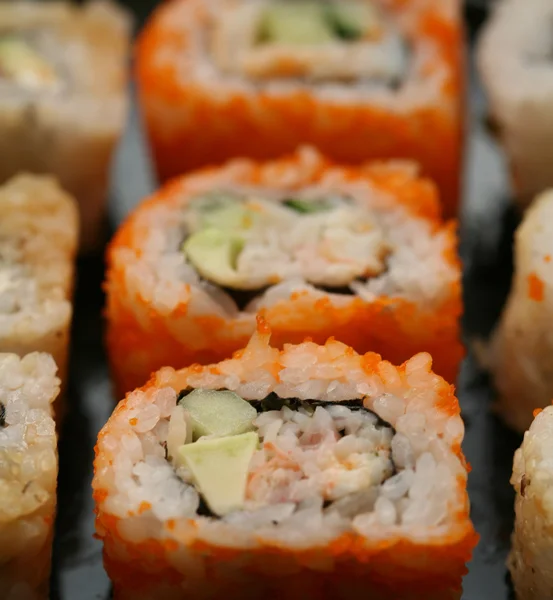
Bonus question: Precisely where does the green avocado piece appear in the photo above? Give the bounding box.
[182,228,244,287]
[326,2,377,41]
[177,432,259,516]
[283,198,334,214]
[260,2,335,45]
[191,195,255,232]
[0,37,57,86]
[179,389,257,439]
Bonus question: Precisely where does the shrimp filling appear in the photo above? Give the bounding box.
[169,389,407,521]
[181,191,390,293]
[210,0,407,84]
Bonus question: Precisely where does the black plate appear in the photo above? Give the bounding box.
[50,2,520,598]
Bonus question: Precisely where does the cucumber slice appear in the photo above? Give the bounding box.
[0,37,58,87]
[177,432,259,516]
[191,195,255,232]
[326,2,378,41]
[260,2,335,45]
[283,198,334,214]
[179,389,257,439]
[182,228,244,287]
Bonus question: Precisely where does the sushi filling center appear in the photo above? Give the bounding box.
[181,191,389,290]
[210,0,406,84]
[169,389,405,522]
[0,33,61,91]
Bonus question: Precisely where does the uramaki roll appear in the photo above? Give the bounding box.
[510,404,553,600]
[105,148,463,397]
[0,0,131,252]
[0,352,60,600]
[485,190,553,433]
[136,0,465,217]
[0,175,78,394]
[93,320,478,600]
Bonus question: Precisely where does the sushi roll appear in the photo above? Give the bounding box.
[477,0,553,210]
[0,175,78,393]
[510,404,553,600]
[0,0,131,252]
[93,319,478,600]
[484,190,553,433]
[105,148,463,397]
[136,0,465,217]
[0,352,60,600]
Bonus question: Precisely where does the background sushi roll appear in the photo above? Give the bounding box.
[0,352,60,600]
[93,319,477,600]
[136,0,465,217]
[510,404,553,600]
[484,190,553,433]
[105,147,463,397]
[477,0,553,211]
[0,175,78,396]
[0,0,131,253]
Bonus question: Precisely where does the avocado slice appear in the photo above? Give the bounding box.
[177,432,259,516]
[0,37,58,87]
[182,228,244,287]
[191,195,255,232]
[326,2,378,41]
[179,389,257,439]
[259,2,335,45]
[283,197,334,214]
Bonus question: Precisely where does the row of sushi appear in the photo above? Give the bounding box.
[0,0,552,599]
[3,150,553,600]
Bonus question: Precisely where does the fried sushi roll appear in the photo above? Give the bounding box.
[136,0,465,217]
[477,0,553,211]
[0,175,78,392]
[93,320,477,600]
[510,404,553,600]
[0,0,131,252]
[485,190,553,433]
[105,148,463,397]
[0,352,60,600]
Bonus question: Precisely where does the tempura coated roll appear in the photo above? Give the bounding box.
[0,175,78,395]
[477,0,553,210]
[136,0,465,217]
[485,190,553,433]
[0,0,131,252]
[105,148,463,397]
[0,352,60,600]
[94,319,477,600]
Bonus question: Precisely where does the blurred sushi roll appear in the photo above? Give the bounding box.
[477,0,553,210]
[93,319,478,600]
[0,175,78,396]
[0,352,60,600]
[136,0,465,217]
[0,0,131,252]
[485,190,553,433]
[105,148,463,396]
[510,404,553,600]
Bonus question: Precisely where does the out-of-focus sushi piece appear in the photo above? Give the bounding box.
[136,0,465,217]
[0,0,131,252]
[485,190,553,433]
[0,352,60,600]
[477,0,553,210]
[93,319,478,600]
[105,147,463,397]
[0,175,78,395]
[510,404,553,600]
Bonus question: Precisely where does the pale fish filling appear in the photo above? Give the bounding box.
[167,390,412,524]
[181,191,390,290]
[0,32,62,91]
[210,0,407,83]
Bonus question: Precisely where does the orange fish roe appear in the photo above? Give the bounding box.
[135,0,464,218]
[528,272,545,302]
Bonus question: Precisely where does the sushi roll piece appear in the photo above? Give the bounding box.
[0,175,78,393]
[510,404,553,600]
[93,319,478,600]
[0,352,60,600]
[484,190,553,433]
[477,0,553,210]
[136,0,465,217]
[0,0,131,252]
[105,148,463,397]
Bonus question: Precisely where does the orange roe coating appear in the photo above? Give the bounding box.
[527,272,545,302]
[135,0,465,218]
[105,151,464,397]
